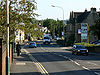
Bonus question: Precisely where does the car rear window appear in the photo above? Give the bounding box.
[76,45,85,48]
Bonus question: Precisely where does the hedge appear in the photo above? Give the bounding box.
[74,42,100,47]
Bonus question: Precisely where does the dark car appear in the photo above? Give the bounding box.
[29,42,37,48]
[90,40,100,44]
[72,45,88,55]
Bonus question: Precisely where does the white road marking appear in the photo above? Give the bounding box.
[82,66,90,71]
[87,62,98,66]
[68,58,74,62]
[63,56,68,59]
[74,62,80,66]
[59,55,63,56]
[16,62,26,65]
[23,49,49,75]
[94,72,100,75]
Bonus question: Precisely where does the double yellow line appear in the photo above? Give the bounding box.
[23,49,49,75]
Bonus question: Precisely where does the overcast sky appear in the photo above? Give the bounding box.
[35,0,100,20]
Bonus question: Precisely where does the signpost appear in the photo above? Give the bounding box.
[81,23,88,42]
[78,29,81,34]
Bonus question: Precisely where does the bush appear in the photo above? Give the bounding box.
[74,42,100,47]
[65,34,75,46]
[56,39,64,46]
[66,40,74,46]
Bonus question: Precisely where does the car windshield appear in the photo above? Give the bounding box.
[44,37,50,39]
[76,45,85,48]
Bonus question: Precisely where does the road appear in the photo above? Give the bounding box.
[23,40,100,75]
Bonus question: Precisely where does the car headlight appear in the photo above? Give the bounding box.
[78,50,80,52]
[86,50,88,52]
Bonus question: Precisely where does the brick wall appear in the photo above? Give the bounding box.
[2,48,7,75]
[10,42,14,65]
[0,38,7,75]
[0,38,14,75]
[75,23,81,42]
[0,39,2,75]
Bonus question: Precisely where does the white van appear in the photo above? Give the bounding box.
[43,37,51,44]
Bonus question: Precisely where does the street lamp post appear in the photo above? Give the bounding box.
[51,5,64,39]
[6,0,10,75]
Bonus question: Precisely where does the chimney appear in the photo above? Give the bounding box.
[85,8,87,12]
[91,7,96,13]
[70,11,74,19]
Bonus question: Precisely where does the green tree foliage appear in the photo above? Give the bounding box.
[0,0,40,41]
[0,1,7,38]
[43,18,63,37]
[90,19,100,39]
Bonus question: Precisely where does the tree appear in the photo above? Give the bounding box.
[90,19,100,39]
[0,0,40,41]
[42,19,63,38]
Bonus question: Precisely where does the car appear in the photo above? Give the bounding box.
[90,40,100,44]
[29,42,37,48]
[54,37,60,40]
[72,45,88,55]
[43,37,51,44]
[96,42,100,45]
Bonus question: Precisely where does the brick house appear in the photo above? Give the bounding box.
[65,7,100,43]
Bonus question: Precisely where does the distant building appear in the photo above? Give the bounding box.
[40,27,50,33]
[15,29,25,43]
[65,7,100,43]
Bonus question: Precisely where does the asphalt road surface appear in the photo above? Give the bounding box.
[24,40,100,75]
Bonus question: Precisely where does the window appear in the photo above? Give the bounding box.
[16,31,18,35]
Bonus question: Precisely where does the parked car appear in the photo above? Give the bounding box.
[29,42,37,48]
[72,45,88,55]
[54,37,60,40]
[96,42,100,45]
[90,40,100,44]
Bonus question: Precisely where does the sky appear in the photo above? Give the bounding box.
[35,0,100,20]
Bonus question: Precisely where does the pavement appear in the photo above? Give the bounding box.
[10,49,41,75]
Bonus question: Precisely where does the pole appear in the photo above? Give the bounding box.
[6,0,10,75]
[62,8,64,40]
[51,5,64,39]
[87,24,89,43]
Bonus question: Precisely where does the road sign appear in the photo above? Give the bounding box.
[81,23,88,42]
[62,32,64,35]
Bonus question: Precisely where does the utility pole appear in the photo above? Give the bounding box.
[6,0,10,75]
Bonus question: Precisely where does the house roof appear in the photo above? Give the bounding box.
[76,11,90,23]
[69,11,90,23]
[69,8,99,24]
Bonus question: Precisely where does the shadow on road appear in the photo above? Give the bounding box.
[11,72,41,75]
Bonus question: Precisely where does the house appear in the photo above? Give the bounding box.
[65,7,100,44]
[15,29,25,43]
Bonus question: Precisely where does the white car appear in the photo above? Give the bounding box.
[43,37,51,44]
